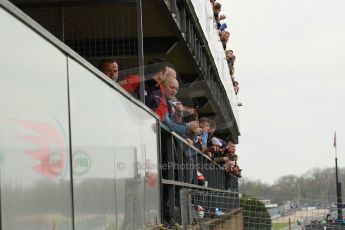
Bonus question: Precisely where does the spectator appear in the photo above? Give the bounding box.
[213,2,226,30]
[208,119,216,139]
[225,141,236,160]
[232,154,242,177]
[164,64,183,122]
[163,67,199,137]
[225,50,236,77]
[233,80,239,95]
[203,119,216,158]
[144,58,169,121]
[121,58,169,121]
[225,50,236,63]
[213,138,229,164]
[223,142,238,189]
[199,118,211,147]
[225,154,241,178]
[163,65,199,125]
[100,59,119,82]
[220,31,230,50]
[232,80,242,106]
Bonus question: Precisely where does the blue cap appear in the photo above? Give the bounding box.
[220,23,227,31]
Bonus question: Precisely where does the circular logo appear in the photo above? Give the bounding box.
[73,151,91,175]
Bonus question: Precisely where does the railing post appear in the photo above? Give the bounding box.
[180,7,186,34]
[184,146,192,184]
[169,0,177,15]
[136,0,145,104]
[167,134,175,180]
[180,189,188,229]
[175,139,184,182]
[168,185,176,224]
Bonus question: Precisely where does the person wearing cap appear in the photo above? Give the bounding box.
[211,137,222,147]
[213,138,229,164]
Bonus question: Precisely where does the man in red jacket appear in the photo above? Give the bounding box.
[121,58,169,121]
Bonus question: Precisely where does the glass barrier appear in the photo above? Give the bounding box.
[0,6,73,230]
[1,1,240,229]
[68,57,160,229]
[0,3,160,229]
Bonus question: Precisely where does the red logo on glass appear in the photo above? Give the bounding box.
[12,118,67,177]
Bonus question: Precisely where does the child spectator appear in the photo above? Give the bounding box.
[199,118,211,147]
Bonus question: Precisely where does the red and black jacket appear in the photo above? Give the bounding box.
[121,75,167,122]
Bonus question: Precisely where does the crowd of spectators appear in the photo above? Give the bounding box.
[100,57,242,188]
[98,0,243,188]
[211,0,242,106]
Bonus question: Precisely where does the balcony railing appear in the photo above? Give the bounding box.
[161,125,225,189]
[164,0,240,139]
[160,124,240,224]
[2,0,242,227]
[190,0,240,127]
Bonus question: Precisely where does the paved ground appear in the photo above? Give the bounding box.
[274,208,329,223]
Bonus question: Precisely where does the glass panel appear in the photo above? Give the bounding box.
[68,58,161,229]
[0,7,73,230]
[68,58,117,230]
[110,92,160,229]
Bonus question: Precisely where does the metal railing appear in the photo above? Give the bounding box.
[180,188,241,228]
[161,125,226,189]
[163,0,240,142]
[160,124,239,225]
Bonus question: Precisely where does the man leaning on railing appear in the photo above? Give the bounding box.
[162,65,200,137]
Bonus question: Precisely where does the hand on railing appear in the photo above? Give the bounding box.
[185,138,194,146]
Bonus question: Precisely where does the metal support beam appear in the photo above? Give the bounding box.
[136,0,145,104]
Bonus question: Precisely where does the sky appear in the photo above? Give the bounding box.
[219,0,345,184]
